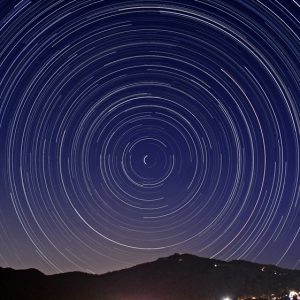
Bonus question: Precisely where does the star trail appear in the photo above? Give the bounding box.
[0,0,299,274]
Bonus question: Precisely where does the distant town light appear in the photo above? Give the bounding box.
[223,297,232,300]
[289,291,300,300]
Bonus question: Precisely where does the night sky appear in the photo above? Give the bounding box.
[0,0,299,275]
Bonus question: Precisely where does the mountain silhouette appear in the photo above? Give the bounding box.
[1,253,299,300]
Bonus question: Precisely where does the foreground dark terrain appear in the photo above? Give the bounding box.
[0,253,299,300]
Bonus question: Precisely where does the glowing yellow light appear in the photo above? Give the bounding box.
[289,291,299,299]
[290,291,297,295]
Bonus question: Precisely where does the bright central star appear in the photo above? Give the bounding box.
[143,155,149,165]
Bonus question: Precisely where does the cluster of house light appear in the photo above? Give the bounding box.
[289,291,300,300]
[224,291,300,300]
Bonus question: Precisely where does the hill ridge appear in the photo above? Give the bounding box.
[1,253,299,300]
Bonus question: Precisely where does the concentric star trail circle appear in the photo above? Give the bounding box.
[0,0,299,273]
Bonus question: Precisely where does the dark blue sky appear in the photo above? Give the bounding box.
[0,0,299,274]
